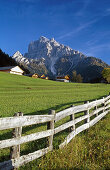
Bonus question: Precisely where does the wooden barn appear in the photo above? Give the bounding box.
[0,66,24,75]
[56,75,70,82]
[32,73,40,78]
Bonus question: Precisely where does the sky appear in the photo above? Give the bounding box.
[0,0,110,64]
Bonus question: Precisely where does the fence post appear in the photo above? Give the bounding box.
[95,99,98,117]
[84,101,90,124]
[102,97,105,113]
[69,105,75,132]
[10,112,23,168]
[47,110,55,149]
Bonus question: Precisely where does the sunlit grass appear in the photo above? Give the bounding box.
[0,72,110,169]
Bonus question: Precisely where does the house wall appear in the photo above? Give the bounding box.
[0,66,24,75]
[11,66,24,75]
[56,79,69,82]
[10,71,22,75]
[0,70,10,73]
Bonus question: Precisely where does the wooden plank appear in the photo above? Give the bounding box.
[14,146,52,168]
[69,105,75,132]
[56,103,109,135]
[88,98,104,109]
[0,129,54,149]
[10,112,23,161]
[59,130,76,149]
[47,110,55,149]
[74,114,88,124]
[84,101,90,123]
[0,115,54,130]
[0,146,52,169]
[55,104,88,122]
[55,120,75,134]
[89,110,109,127]
[55,114,89,134]
[59,110,109,149]
[90,107,104,117]
[59,123,89,149]
[55,98,105,122]
[105,104,110,110]
[105,99,110,106]
[75,123,89,135]
[104,95,110,101]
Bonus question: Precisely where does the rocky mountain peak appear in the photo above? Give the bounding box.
[13,51,22,58]
[12,36,109,82]
[39,36,49,42]
[24,36,86,74]
[12,51,30,65]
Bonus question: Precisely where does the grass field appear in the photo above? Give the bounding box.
[0,72,110,169]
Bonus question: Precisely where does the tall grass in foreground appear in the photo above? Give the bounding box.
[20,114,110,170]
[0,72,110,169]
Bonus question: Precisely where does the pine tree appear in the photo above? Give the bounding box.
[102,68,110,83]
[72,71,77,82]
[76,74,83,83]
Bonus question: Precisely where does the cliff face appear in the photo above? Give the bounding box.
[24,36,86,74]
[12,36,110,82]
[55,56,109,82]
[12,51,49,75]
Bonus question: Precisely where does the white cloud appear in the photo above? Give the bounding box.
[75,0,91,16]
[85,43,110,57]
[57,19,97,40]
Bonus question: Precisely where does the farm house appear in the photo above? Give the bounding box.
[41,74,49,80]
[32,73,40,78]
[0,66,24,75]
[56,75,70,82]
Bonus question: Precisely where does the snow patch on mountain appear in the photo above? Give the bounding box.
[13,51,30,65]
[12,36,88,75]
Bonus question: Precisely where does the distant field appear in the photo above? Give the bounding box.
[0,72,110,169]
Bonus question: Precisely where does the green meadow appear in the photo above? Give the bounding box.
[0,72,110,169]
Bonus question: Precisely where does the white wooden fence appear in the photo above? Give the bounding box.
[0,94,110,169]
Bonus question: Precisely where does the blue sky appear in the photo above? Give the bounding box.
[0,0,110,64]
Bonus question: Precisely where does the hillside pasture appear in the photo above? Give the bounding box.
[0,72,110,169]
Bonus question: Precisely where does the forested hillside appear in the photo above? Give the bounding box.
[0,49,17,67]
[0,49,29,74]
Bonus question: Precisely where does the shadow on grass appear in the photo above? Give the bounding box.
[25,101,84,116]
[0,94,108,163]
[0,94,106,141]
[25,94,107,116]
[22,94,106,134]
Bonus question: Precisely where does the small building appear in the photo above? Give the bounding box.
[41,74,46,79]
[32,73,40,78]
[40,74,49,80]
[56,75,70,82]
[0,66,24,75]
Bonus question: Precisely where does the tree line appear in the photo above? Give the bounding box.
[71,71,83,83]
[0,49,30,74]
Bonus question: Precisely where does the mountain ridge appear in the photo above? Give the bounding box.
[24,36,86,75]
[12,36,110,82]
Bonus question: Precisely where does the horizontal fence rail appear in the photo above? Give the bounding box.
[0,115,54,130]
[0,94,110,169]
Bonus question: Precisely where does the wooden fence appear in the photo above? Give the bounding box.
[0,94,110,169]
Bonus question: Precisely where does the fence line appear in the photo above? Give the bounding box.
[0,94,110,170]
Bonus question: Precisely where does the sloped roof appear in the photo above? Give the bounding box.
[0,66,24,72]
[41,74,46,77]
[0,66,15,70]
[56,75,70,80]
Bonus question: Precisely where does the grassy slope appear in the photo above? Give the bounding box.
[0,72,110,169]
